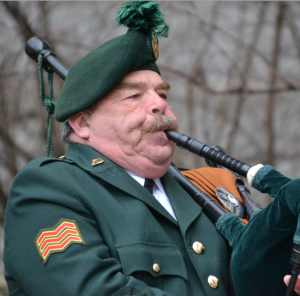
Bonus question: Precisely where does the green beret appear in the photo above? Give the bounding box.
[54,1,169,122]
[55,29,159,122]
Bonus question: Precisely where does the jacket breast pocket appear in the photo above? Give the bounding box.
[115,242,188,296]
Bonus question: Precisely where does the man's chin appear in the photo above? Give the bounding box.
[148,144,175,165]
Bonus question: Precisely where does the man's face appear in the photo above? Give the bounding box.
[86,70,179,178]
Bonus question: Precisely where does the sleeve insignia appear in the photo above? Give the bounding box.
[34,218,85,264]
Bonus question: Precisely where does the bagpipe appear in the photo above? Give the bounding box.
[26,36,300,296]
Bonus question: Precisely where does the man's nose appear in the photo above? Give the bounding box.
[149,92,168,114]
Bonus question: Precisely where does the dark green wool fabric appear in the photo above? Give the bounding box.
[4,143,230,296]
[216,165,297,296]
[55,29,159,122]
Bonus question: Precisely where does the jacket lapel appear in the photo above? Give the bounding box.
[65,143,179,224]
[161,172,202,235]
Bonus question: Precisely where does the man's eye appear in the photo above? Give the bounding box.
[128,94,140,99]
[159,93,168,100]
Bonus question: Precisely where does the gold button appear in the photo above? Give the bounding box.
[58,156,66,159]
[192,241,205,254]
[208,275,219,289]
[153,263,160,273]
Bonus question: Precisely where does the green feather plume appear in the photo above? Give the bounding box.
[116,1,169,42]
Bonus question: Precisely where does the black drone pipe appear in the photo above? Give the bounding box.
[25,37,68,80]
[164,130,251,178]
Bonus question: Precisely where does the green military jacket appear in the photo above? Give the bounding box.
[4,143,230,296]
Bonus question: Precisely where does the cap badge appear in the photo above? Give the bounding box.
[152,39,159,60]
[34,219,85,264]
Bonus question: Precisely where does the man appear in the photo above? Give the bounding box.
[4,57,230,296]
[3,2,298,296]
[4,2,230,295]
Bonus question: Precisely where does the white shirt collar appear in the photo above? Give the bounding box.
[125,169,177,221]
[125,170,164,191]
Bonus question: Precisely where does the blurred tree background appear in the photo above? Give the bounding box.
[1,1,300,294]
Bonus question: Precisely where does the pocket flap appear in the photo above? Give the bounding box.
[115,242,188,280]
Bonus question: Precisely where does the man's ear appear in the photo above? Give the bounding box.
[68,112,90,139]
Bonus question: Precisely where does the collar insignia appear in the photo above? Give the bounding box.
[34,219,85,265]
[92,158,104,166]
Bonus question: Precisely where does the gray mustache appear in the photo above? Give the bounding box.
[142,114,179,133]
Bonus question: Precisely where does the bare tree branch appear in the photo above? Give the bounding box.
[265,2,286,167]
[160,64,298,94]
[2,2,35,42]
[286,4,300,64]
[171,2,298,89]
[0,124,34,171]
[226,2,267,154]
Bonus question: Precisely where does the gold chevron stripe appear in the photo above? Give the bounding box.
[37,222,77,245]
[35,219,85,264]
[42,235,83,262]
[40,229,79,251]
